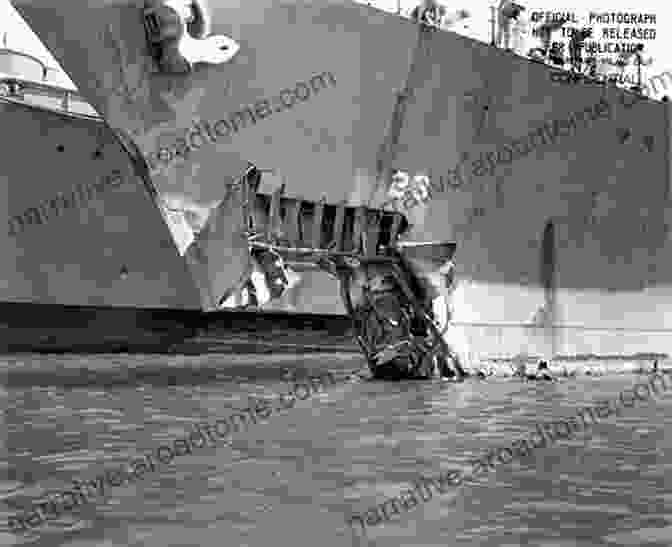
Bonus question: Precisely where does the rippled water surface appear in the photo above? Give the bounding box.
[1,354,671,547]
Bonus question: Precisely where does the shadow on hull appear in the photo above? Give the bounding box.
[0,301,356,355]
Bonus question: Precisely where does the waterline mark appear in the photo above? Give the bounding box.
[8,370,337,534]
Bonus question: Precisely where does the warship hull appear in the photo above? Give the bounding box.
[0,84,353,353]
[6,0,672,362]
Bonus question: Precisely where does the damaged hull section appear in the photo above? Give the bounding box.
[7,0,672,362]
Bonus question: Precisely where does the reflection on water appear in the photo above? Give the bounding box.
[0,354,671,547]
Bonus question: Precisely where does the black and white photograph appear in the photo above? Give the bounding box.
[1,0,671,545]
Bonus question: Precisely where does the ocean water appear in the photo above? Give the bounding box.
[0,354,670,547]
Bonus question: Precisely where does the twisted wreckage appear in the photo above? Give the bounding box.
[4,0,672,369]
[2,0,468,379]
[203,162,467,380]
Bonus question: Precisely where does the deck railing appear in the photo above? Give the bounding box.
[0,75,99,118]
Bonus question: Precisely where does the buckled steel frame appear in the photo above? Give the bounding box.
[235,165,462,379]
